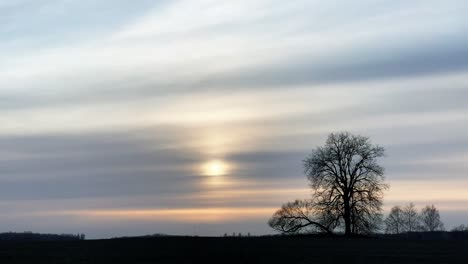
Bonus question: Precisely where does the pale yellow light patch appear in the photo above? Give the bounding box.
[202,159,229,176]
[384,179,468,211]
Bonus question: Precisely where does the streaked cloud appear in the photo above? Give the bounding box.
[0,0,467,237]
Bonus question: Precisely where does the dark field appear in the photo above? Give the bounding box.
[0,236,467,263]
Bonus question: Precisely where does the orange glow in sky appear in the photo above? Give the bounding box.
[55,207,276,222]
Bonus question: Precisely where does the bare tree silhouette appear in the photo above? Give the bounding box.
[385,206,404,234]
[268,200,334,234]
[269,132,387,236]
[402,203,419,232]
[451,224,468,232]
[420,204,444,232]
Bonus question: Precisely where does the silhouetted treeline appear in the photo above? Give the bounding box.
[0,232,85,241]
[111,233,171,239]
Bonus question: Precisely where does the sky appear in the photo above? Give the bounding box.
[0,0,467,239]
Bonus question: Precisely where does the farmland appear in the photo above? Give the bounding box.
[0,235,466,263]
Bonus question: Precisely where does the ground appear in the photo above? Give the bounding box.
[0,236,466,263]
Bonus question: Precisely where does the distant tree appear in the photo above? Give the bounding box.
[420,205,444,232]
[385,206,404,234]
[451,224,468,232]
[402,203,419,232]
[269,132,387,236]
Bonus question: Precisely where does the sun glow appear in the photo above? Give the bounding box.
[202,159,228,176]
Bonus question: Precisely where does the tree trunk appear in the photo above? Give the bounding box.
[344,196,352,236]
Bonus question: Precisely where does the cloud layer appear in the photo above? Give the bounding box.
[0,0,467,238]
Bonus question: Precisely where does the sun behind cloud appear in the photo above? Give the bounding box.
[202,159,229,176]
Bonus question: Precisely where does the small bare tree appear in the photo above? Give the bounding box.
[420,205,444,232]
[268,200,334,234]
[402,203,419,232]
[451,224,468,232]
[385,206,404,234]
